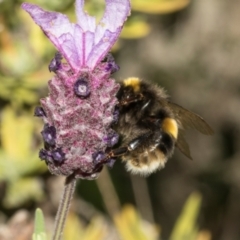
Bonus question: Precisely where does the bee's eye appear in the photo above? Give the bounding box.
[74,77,90,98]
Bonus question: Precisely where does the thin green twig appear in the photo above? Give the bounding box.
[52,175,77,240]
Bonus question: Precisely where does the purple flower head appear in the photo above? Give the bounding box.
[22,0,131,179]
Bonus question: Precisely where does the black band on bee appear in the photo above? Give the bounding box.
[158,132,175,156]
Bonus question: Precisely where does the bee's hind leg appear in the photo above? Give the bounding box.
[93,132,153,169]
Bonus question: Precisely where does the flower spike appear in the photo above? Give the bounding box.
[22,0,130,179]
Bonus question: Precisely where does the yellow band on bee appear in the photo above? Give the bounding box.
[162,118,178,139]
[123,77,141,92]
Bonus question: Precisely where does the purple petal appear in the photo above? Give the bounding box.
[87,0,131,68]
[87,30,120,69]
[22,0,131,71]
[75,0,96,32]
[95,0,131,43]
[22,3,94,72]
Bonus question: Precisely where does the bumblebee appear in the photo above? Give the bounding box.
[104,77,213,176]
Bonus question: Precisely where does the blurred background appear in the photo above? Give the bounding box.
[0,0,240,239]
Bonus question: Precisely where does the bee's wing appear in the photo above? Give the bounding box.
[176,129,192,160]
[159,100,213,159]
[167,102,214,135]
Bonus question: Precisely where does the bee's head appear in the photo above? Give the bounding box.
[121,85,135,99]
[117,78,142,104]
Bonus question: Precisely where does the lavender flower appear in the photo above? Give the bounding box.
[22,0,130,180]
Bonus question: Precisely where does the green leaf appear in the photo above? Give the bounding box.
[170,192,202,240]
[1,107,34,161]
[3,178,44,208]
[0,107,47,181]
[121,17,151,39]
[22,0,74,11]
[82,217,110,240]
[63,212,84,240]
[114,204,159,240]
[32,208,47,240]
[131,0,191,14]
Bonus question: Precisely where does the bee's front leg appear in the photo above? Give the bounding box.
[94,132,153,167]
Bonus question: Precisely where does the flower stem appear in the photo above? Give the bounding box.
[52,175,77,240]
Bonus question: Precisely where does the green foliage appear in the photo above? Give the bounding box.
[114,204,159,240]
[0,0,52,208]
[4,178,44,208]
[131,0,191,14]
[121,16,151,39]
[170,192,202,240]
[28,0,74,10]
[0,106,46,208]
[32,208,47,240]
[0,0,194,237]
[57,193,207,240]
[0,107,46,177]
[64,213,109,240]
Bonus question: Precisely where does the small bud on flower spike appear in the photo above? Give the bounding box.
[92,151,106,164]
[34,106,46,117]
[22,0,131,180]
[104,132,119,147]
[48,52,62,73]
[39,149,53,162]
[74,77,90,98]
[52,148,65,163]
[104,53,120,74]
[41,124,56,146]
